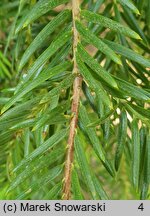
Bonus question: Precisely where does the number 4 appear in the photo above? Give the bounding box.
[138,203,144,211]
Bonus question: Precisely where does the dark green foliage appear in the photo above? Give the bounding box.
[0,0,150,200]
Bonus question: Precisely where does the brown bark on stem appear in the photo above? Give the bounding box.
[62,0,82,200]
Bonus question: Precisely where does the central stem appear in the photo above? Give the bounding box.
[63,0,82,200]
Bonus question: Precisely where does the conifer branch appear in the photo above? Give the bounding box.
[63,0,82,200]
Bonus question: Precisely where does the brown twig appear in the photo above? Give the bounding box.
[63,0,82,200]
